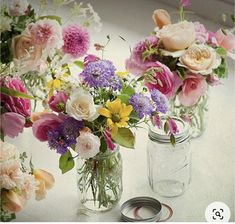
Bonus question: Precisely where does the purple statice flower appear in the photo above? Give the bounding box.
[132,36,158,64]
[151,89,168,114]
[129,93,154,119]
[47,129,76,154]
[80,60,119,89]
[109,75,122,91]
[60,117,84,139]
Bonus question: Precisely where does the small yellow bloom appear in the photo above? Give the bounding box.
[116,71,129,78]
[99,98,133,135]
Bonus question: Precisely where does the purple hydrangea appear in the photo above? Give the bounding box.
[151,89,168,114]
[80,60,121,90]
[61,117,83,139]
[129,93,154,119]
[47,129,76,154]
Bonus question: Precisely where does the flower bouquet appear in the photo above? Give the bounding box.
[125,0,235,137]
[31,37,177,210]
[0,0,101,102]
[0,141,55,222]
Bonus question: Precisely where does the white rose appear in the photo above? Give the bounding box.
[178,44,221,75]
[75,132,100,159]
[159,21,196,51]
[66,88,99,121]
[9,0,28,16]
[0,140,19,162]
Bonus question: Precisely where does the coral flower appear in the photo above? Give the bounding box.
[99,98,133,135]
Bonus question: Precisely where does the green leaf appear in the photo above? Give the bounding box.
[39,15,62,25]
[122,85,135,96]
[59,150,75,174]
[118,94,130,104]
[216,47,227,57]
[170,134,176,146]
[213,58,228,78]
[112,128,135,149]
[100,137,108,153]
[176,67,186,79]
[129,111,139,124]
[164,121,169,134]
[74,60,84,69]
[137,76,145,82]
[0,87,34,99]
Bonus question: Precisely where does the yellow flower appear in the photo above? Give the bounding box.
[116,71,129,78]
[99,98,133,135]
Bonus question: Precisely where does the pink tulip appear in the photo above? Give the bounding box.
[48,91,68,112]
[0,78,31,118]
[178,73,208,107]
[167,118,179,134]
[2,190,26,213]
[32,113,65,141]
[0,112,25,138]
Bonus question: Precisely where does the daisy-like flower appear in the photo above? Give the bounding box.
[129,93,154,119]
[98,98,133,135]
[62,24,90,58]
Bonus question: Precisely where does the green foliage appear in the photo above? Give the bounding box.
[59,150,75,174]
[0,87,34,99]
[213,58,228,78]
[74,60,85,69]
[0,209,16,222]
[112,128,135,148]
[176,66,186,79]
[170,134,176,146]
[216,47,227,57]
[118,94,130,104]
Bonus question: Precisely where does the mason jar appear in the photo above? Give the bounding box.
[147,118,191,197]
[77,145,122,211]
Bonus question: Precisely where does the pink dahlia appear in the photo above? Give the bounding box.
[62,25,90,58]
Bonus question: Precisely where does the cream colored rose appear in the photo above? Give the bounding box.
[66,88,99,121]
[178,44,221,75]
[152,9,171,28]
[159,21,196,51]
[0,140,19,162]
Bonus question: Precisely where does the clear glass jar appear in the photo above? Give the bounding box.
[77,145,122,211]
[147,118,191,197]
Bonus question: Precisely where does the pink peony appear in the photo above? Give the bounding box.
[167,118,179,134]
[144,62,183,98]
[48,91,68,113]
[1,78,31,118]
[26,19,63,54]
[62,25,90,58]
[0,112,25,138]
[178,73,208,107]
[32,113,65,141]
[215,29,235,59]
[194,22,208,44]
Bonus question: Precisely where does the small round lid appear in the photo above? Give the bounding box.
[120,197,162,222]
[148,117,190,144]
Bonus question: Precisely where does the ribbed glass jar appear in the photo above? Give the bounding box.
[147,118,191,197]
[77,145,122,211]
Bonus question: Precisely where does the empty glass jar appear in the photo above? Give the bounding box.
[147,118,191,197]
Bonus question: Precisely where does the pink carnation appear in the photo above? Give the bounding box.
[0,78,31,118]
[62,25,90,58]
[32,113,65,141]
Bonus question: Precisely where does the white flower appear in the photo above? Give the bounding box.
[66,88,99,121]
[0,16,12,33]
[20,174,37,200]
[178,44,221,75]
[9,0,28,16]
[75,132,100,159]
[0,140,19,162]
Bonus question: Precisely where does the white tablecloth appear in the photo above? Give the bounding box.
[6,0,234,221]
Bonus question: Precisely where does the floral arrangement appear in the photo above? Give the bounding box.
[0,0,101,101]
[0,140,55,221]
[125,0,235,135]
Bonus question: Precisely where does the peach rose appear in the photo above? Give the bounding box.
[152,9,171,28]
[12,34,43,72]
[159,21,196,51]
[1,190,26,213]
[178,44,221,75]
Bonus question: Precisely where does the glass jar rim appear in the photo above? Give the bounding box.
[149,117,190,144]
[93,144,120,159]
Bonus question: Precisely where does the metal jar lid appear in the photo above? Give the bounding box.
[121,197,162,222]
[148,117,190,144]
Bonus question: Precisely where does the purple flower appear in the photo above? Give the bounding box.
[80,60,121,90]
[129,93,154,119]
[151,89,168,114]
[47,128,75,154]
[180,0,190,7]
[62,25,90,58]
[60,117,83,139]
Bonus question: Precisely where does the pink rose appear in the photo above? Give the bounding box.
[215,29,235,59]
[178,73,208,107]
[48,92,68,113]
[0,112,25,138]
[32,113,65,141]
[144,62,183,98]
[1,78,31,118]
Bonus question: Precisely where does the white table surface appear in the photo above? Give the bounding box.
[6,0,235,222]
